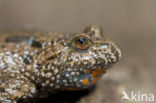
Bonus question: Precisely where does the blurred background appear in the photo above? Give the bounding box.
[0,0,156,103]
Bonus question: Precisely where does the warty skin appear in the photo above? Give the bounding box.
[0,25,121,103]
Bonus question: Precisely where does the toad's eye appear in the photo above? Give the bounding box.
[71,35,92,51]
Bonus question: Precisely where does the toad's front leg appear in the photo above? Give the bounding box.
[0,68,37,103]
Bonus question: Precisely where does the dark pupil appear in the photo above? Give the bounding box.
[77,38,87,44]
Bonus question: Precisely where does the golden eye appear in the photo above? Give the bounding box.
[72,35,92,51]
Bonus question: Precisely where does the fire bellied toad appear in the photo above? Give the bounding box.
[0,25,121,103]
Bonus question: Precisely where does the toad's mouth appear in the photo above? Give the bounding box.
[61,64,106,70]
[61,62,107,69]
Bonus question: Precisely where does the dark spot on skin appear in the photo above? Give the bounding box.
[30,40,42,48]
[105,53,110,58]
[28,37,42,48]
[47,53,60,61]
[5,36,30,43]
[60,41,68,46]
[23,55,33,64]
[0,88,5,92]
[5,36,42,48]
[50,40,55,45]
[47,56,56,61]
[36,64,42,69]
[105,43,109,46]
